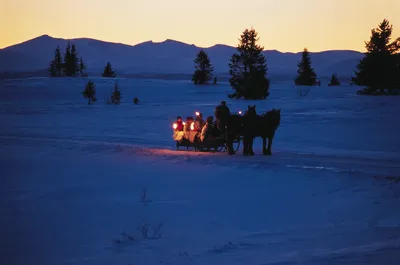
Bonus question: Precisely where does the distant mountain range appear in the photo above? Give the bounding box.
[0,34,365,80]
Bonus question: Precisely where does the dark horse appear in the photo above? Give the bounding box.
[226,105,281,156]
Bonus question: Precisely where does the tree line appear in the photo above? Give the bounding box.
[48,43,117,78]
[192,19,399,98]
[49,18,399,99]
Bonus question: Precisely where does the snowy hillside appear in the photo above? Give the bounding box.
[0,35,364,78]
[1,78,399,265]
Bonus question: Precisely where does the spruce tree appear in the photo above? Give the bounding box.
[54,46,63,77]
[352,19,400,93]
[63,42,72,76]
[48,46,63,77]
[328,73,340,86]
[79,57,87,77]
[70,44,79,76]
[102,62,116,77]
[295,48,317,86]
[192,49,214,84]
[228,28,270,100]
[111,81,121,104]
[82,80,97,104]
[48,60,57,77]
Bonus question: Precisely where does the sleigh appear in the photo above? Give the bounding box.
[172,122,240,153]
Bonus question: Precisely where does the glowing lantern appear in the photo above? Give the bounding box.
[173,123,178,130]
[195,111,200,116]
[238,110,242,115]
[182,122,186,125]
[190,122,195,130]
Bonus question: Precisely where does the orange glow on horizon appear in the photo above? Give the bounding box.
[1,0,399,52]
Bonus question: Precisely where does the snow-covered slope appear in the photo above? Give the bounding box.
[1,78,399,265]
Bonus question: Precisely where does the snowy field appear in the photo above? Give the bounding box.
[1,77,400,265]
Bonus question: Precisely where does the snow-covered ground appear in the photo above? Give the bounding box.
[1,77,400,265]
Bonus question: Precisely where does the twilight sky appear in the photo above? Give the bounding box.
[1,0,399,52]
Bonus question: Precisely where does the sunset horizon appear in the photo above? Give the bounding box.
[1,0,399,52]
[1,33,372,53]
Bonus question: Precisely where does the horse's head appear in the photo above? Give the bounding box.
[245,105,257,117]
[265,108,281,129]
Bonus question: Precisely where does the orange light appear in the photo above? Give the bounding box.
[182,122,186,125]
[173,123,178,129]
[190,122,195,130]
[195,111,200,116]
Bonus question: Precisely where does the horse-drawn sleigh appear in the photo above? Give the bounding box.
[171,106,281,156]
[172,112,242,153]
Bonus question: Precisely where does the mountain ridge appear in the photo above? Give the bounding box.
[0,34,365,79]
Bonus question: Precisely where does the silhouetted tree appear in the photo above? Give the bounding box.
[352,19,400,93]
[48,46,63,77]
[328,73,340,86]
[192,49,214,84]
[48,60,57,77]
[48,43,85,77]
[70,44,79,76]
[228,28,270,99]
[54,46,63,76]
[82,80,97,104]
[63,42,72,76]
[111,81,121,104]
[213,76,217,85]
[62,42,79,76]
[102,62,116,77]
[295,48,317,86]
[79,57,87,77]
[133,97,139,104]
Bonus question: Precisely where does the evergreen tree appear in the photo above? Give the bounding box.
[228,28,270,100]
[54,46,63,77]
[82,80,97,104]
[79,57,87,77]
[63,42,72,76]
[48,46,63,77]
[295,48,317,86]
[192,49,214,84]
[70,44,79,76]
[48,43,84,77]
[111,81,121,104]
[352,19,400,93]
[328,73,340,86]
[102,62,116,77]
[213,76,217,85]
[48,60,57,77]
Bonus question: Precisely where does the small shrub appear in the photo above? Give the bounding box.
[111,81,121,104]
[152,223,164,239]
[328,73,340,86]
[137,222,150,239]
[82,80,97,104]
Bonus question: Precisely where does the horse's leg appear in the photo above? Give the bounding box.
[226,133,235,155]
[262,136,268,155]
[242,134,249,156]
[266,135,273,155]
[249,136,255,156]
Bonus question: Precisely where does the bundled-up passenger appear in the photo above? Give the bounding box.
[173,116,185,141]
[183,117,198,143]
[194,112,205,131]
[200,116,216,142]
[175,116,184,131]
